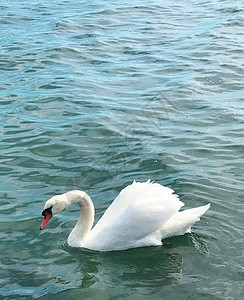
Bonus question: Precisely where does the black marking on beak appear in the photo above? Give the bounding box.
[42,206,53,217]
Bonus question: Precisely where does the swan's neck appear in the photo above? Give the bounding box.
[65,190,95,247]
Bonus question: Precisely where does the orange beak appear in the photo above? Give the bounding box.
[40,212,52,230]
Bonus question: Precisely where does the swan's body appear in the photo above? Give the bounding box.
[40,181,210,251]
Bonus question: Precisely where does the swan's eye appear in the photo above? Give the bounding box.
[42,206,53,217]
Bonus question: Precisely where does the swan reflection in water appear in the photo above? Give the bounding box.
[70,243,184,290]
[67,234,210,292]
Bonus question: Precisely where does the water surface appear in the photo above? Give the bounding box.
[0,0,243,299]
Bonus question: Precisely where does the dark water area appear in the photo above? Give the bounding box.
[0,0,243,299]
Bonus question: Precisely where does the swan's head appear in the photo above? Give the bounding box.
[40,194,69,230]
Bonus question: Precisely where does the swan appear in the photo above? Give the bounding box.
[40,180,210,251]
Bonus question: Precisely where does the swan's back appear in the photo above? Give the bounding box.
[99,180,183,225]
[84,181,184,251]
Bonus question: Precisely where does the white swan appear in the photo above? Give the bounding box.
[40,180,210,251]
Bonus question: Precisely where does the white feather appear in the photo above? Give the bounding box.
[41,181,210,251]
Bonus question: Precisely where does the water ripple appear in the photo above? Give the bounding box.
[0,0,243,299]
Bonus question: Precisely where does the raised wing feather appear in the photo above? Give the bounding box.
[86,181,184,251]
[95,180,182,229]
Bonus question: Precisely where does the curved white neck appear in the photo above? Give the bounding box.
[64,190,95,247]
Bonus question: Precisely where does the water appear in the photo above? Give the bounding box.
[0,0,243,299]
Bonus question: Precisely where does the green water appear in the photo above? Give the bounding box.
[0,0,243,299]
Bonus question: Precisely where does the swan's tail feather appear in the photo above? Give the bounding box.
[184,203,211,232]
[160,203,211,240]
[186,203,210,222]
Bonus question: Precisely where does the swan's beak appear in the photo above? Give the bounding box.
[40,212,52,230]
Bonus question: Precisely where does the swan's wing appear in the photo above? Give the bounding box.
[86,181,184,250]
[115,193,184,238]
[93,180,183,231]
